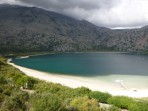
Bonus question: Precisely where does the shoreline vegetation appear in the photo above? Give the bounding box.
[7,58,148,98]
[0,57,148,111]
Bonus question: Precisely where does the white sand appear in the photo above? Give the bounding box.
[7,60,148,98]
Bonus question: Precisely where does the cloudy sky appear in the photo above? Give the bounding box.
[0,0,148,29]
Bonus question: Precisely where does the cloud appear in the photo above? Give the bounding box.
[1,0,148,28]
[17,0,115,10]
[0,0,25,5]
[88,0,148,28]
[0,0,15,4]
[15,0,119,24]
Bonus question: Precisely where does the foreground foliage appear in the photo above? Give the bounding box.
[0,57,148,111]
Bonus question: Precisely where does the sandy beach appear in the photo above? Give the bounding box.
[7,60,148,98]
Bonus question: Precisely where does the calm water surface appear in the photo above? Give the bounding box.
[12,53,148,77]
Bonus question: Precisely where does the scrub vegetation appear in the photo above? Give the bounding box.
[0,57,148,111]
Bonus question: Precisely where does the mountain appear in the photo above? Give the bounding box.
[0,4,148,53]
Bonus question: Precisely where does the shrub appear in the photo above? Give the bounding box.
[129,101,148,111]
[128,102,139,111]
[29,93,65,111]
[0,75,6,84]
[0,86,3,93]
[26,77,38,89]
[89,91,112,103]
[0,94,5,103]
[3,89,11,96]
[1,91,29,111]
[73,87,91,95]
[69,96,100,111]
[107,96,133,109]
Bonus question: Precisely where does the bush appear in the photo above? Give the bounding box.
[69,96,100,111]
[1,91,29,111]
[25,77,38,89]
[0,75,6,84]
[3,89,11,96]
[0,86,3,93]
[73,87,91,95]
[107,96,133,109]
[0,94,5,103]
[89,91,112,103]
[108,96,148,111]
[29,93,65,111]
[129,101,148,111]
[128,102,139,111]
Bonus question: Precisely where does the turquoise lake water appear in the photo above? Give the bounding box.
[12,53,148,77]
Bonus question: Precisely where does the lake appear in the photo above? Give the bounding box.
[12,52,148,77]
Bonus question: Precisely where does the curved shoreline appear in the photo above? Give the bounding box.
[7,60,148,98]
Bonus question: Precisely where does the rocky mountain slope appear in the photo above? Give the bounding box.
[0,4,148,53]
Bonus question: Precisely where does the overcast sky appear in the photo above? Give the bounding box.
[0,0,148,29]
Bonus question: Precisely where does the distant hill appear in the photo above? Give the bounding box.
[0,4,148,53]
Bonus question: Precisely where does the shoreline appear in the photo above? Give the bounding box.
[16,51,130,57]
[15,51,130,60]
[7,60,148,98]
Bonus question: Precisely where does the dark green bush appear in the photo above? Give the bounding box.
[128,102,139,111]
[3,89,11,96]
[89,91,112,103]
[24,77,38,89]
[0,94,5,103]
[73,87,91,95]
[129,101,148,111]
[1,91,29,111]
[107,96,133,109]
[69,96,101,111]
[108,96,148,111]
[0,75,6,84]
[0,86,3,93]
[30,93,65,111]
